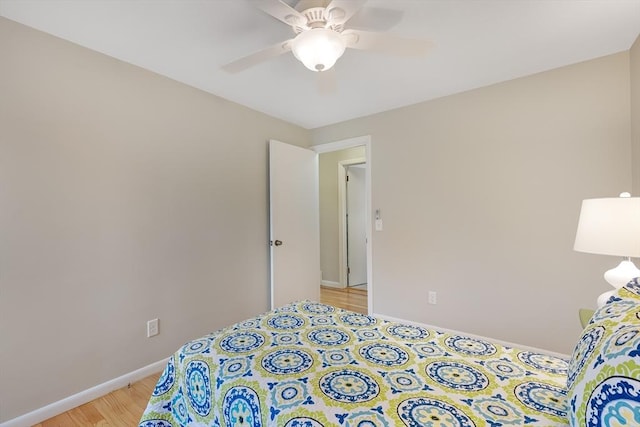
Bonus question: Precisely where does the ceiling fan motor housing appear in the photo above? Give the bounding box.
[292,6,343,33]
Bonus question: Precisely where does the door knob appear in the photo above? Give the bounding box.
[274,240,283,246]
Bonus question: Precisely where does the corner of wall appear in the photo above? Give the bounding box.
[631,34,640,195]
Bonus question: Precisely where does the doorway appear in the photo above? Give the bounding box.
[314,136,372,313]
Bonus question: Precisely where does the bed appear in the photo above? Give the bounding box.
[139,279,640,426]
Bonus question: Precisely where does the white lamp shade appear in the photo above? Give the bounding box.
[291,28,346,72]
[574,197,640,258]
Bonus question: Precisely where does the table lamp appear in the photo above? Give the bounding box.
[574,193,640,307]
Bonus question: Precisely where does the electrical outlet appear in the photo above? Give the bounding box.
[147,318,159,337]
[428,291,437,305]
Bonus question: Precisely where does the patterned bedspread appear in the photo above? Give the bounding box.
[140,301,569,426]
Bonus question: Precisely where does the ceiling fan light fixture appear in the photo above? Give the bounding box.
[291,28,346,72]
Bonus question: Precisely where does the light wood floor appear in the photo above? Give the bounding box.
[36,285,367,426]
[34,375,160,427]
[319,285,368,314]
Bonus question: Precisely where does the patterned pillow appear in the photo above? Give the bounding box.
[566,278,640,426]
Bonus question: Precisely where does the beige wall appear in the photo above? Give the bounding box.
[0,18,310,422]
[319,146,366,284]
[312,52,632,355]
[631,35,640,194]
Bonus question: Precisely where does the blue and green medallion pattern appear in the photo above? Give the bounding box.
[567,279,640,427]
[140,301,569,426]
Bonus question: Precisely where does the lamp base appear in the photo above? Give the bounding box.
[597,289,617,308]
[604,259,640,288]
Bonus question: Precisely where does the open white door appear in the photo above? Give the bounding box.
[269,140,320,309]
[346,165,367,286]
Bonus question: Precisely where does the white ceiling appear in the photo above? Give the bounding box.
[1,0,639,129]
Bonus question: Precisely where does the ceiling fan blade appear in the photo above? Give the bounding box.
[251,0,307,28]
[342,29,434,57]
[346,6,404,32]
[325,0,367,26]
[222,40,293,73]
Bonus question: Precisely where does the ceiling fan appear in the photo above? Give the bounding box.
[222,0,433,73]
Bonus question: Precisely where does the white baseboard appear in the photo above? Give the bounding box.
[321,280,345,288]
[373,313,571,359]
[1,358,167,427]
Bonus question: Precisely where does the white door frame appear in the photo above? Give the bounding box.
[312,135,373,314]
[338,158,366,288]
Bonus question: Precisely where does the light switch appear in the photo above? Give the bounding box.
[375,219,383,231]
